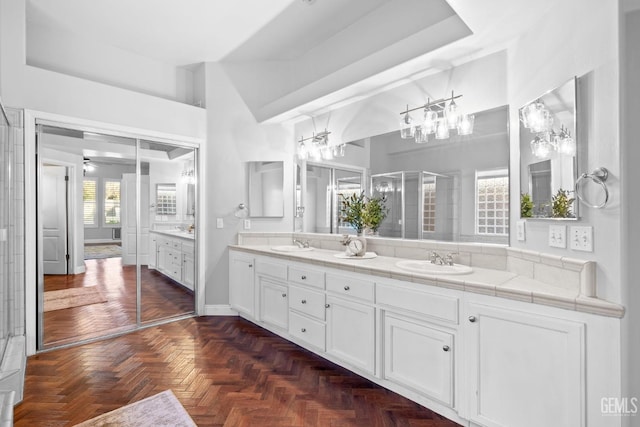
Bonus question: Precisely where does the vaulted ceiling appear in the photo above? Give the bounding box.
[26,0,555,122]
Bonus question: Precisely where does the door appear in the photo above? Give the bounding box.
[121,174,149,265]
[42,165,68,275]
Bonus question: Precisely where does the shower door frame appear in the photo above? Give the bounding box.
[24,110,205,355]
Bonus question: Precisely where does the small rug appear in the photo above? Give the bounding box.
[44,286,107,312]
[74,390,196,427]
[84,244,122,260]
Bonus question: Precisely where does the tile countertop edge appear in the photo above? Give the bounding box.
[228,245,625,319]
[151,229,196,240]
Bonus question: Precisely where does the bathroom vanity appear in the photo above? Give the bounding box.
[229,232,623,427]
[149,230,195,291]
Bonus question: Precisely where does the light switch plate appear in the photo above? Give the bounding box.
[216,218,224,229]
[549,224,567,248]
[570,226,594,252]
[0,228,6,242]
[516,220,526,241]
[243,219,251,230]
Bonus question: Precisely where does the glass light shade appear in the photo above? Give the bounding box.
[337,144,346,157]
[298,143,309,160]
[423,109,438,134]
[400,112,415,139]
[457,114,475,135]
[522,101,553,133]
[414,126,428,144]
[310,143,322,160]
[435,118,450,139]
[321,145,334,160]
[530,136,552,158]
[558,135,576,156]
[446,101,459,129]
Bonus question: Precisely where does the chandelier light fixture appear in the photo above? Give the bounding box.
[398,91,475,143]
[520,100,575,159]
[297,129,346,161]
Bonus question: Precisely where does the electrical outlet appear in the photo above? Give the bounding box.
[516,220,526,241]
[548,225,567,248]
[570,226,593,252]
[216,218,224,229]
[243,219,251,230]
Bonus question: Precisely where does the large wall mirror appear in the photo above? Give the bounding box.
[247,161,284,218]
[519,77,578,219]
[295,105,510,244]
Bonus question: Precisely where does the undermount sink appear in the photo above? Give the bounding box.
[395,260,473,275]
[271,245,313,253]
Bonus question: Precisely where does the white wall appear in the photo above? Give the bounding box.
[507,0,621,304]
[204,62,294,306]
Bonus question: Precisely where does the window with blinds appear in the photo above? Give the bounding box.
[83,179,97,226]
[476,170,509,236]
[104,180,121,226]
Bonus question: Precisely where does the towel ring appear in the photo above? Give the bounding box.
[575,167,609,209]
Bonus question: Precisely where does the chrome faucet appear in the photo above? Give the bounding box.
[444,253,457,266]
[430,251,444,265]
[293,238,309,248]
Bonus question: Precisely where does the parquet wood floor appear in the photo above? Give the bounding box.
[16,317,461,427]
[43,258,194,348]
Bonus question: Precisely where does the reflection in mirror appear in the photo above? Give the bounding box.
[519,77,578,219]
[248,161,284,217]
[155,184,177,215]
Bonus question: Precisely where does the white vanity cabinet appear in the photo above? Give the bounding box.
[229,251,255,317]
[325,272,375,375]
[151,231,195,290]
[287,264,326,351]
[463,302,585,427]
[256,258,288,332]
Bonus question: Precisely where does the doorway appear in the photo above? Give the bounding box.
[36,123,198,349]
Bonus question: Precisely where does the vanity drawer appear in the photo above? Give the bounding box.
[289,311,325,350]
[326,273,374,302]
[256,259,287,280]
[377,282,459,324]
[288,266,325,289]
[289,285,325,320]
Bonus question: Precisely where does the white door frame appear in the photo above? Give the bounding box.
[24,110,205,356]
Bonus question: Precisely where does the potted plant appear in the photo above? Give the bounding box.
[363,195,388,235]
[551,188,575,218]
[520,192,534,218]
[339,192,367,235]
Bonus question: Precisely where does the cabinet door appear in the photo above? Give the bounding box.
[229,252,255,317]
[149,235,157,269]
[465,303,584,427]
[182,253,195,291]
[157,244,170,274]
[259,277,288,330]
[326,295,375,374]
[384,312,454,406]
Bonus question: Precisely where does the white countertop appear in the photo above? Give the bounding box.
[151,229,195,240]
[230,245,625,318]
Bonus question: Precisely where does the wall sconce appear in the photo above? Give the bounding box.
[297,129,346,161]
[521,100,575,159]
[399,91,475,143]
[181,168,195,183]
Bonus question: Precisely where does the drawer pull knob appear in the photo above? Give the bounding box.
[468,316,476,323]
[301,299,307,304]
[301,275,307,280]
[443,345,450,352]
[248,264,253,268]
[344,285,350,291]
[301,328,306,333]
[282,293,287,298]
[325,304,330,308]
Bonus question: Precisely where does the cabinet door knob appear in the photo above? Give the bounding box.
[443,345,450,352]
[468,316,476,323]
[301,328,306,333]
[301,275,307,280]
[248,264,253,268]
[325,304,330,308]
[344,285,350,291]
[301,299,307,304]
[282,293,287,298]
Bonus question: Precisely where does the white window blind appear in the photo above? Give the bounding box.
[104,180,121,226]
[83,179,97,226]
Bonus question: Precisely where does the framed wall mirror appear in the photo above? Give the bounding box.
[519,77,578,219]
[295,105,510,244]
[247,161,284,218]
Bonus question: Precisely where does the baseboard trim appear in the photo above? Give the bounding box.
[202,304,238,316]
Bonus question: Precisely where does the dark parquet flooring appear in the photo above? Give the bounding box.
[15,316,461,427]
[43,257,195,347]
